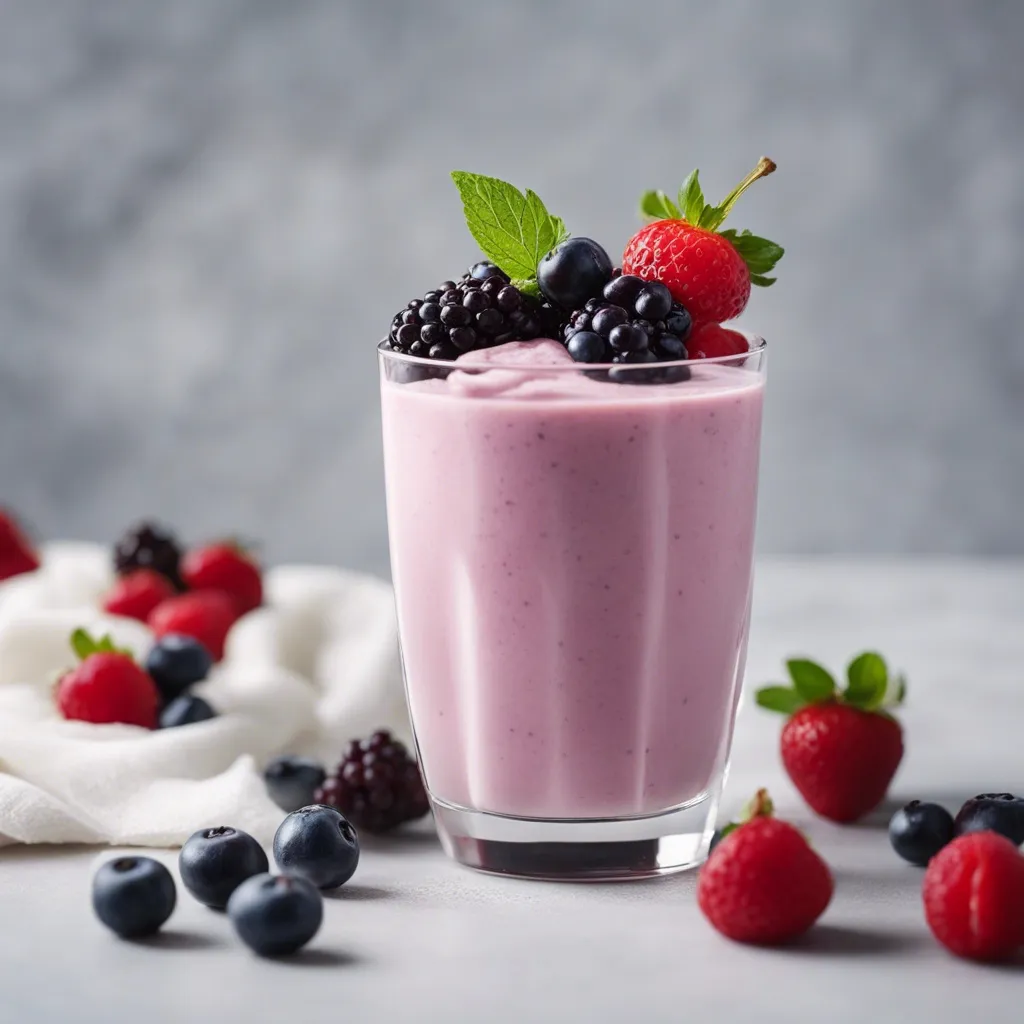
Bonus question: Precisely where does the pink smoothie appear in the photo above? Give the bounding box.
[381,341,764,819]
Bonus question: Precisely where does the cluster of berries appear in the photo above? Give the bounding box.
[94,803,361,957]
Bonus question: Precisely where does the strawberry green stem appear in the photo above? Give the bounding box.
[714,157,776,225]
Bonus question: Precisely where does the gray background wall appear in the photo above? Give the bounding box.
[2,0,1022,578]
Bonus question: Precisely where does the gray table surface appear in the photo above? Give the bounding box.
[2,559,1023,1023]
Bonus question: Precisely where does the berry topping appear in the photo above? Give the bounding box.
[148,590,239,661]
[178,826,269,910]
[273,804,360,890]
[159,693,216,728]
[264,755,328,814]
[227,873,323,958]
[144,634,213,704]
[685,322,749,360]
[623,157,784,323]
[56,629,159,729]
[315,729,430,834]
[102,569,175,624]
[92,857,176,939]
[698,789,833,944]
[181,542,263,615]
[113,521,183,590]
[0,509,40,581]
[923,832,1024,962]
[889,801,955,866]
[756,652,906,823]
[953,793,1024,846]
[537,237,613,310]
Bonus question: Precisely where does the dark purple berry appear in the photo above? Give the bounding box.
[591,306,629,337]
[889,801,955,866]
[463,290,489,314]
[567,331,607,363]
[634,282,673,320]
[665,307,693,340]
[469,261,507,282]
[396,324,419,347]
[419,302,442,323]
[537,237,613,309]
[656,334,687,360]
[496,286,521,313]
[113,522,183,590]
[608,323,648,353]
[476,308,505,335]
[440,304,471,328]
[603,274,646,308]
[449,326,477,351]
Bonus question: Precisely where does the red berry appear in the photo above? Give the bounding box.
[623,221,752,323]
[148,591,238,661]
[181,543,262,616]
[57,652,159,728]
[0,509,40,581]
[698,812,833,944]
[102,569,175,623]
[686,322,749,360]
[923,832,1024,962]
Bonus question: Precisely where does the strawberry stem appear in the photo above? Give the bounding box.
[715,156,776,221]
[742,788,775,822]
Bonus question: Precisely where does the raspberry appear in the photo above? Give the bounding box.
[0,508,40,581]
[113,521,183,590]
[623,157,783,323]
[923,832,1024,961]
[315,730,430,834]
[181,542,263,615]
[148,590,238,661]
[102,569,175,623]
[686,322,749,360]
[387,265,556,360]
[697,790,833,944]
[57,633,159,728]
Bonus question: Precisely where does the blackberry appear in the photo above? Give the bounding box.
[388,265,549,360]
[113,521,183,589]
[561,273,694,383]
[315,729,430,834]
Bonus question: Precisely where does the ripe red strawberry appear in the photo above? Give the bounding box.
[148,590,238,661]
[757,653,905,823]
[102,569,175,623]
[181,542,262,615]
[56,629,159,728]
[923,832,1024,962]
[698,789,833,944]
[623,157,783,323]
[0,509,40,581]
[686,322,749,360]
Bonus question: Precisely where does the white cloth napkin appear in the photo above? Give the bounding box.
[0,543,409,848]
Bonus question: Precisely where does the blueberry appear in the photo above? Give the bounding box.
[954,794,1024,845]
[440,304,471,328]
[591,305,629,337]
[419,302,442,323]
[273,805,360,890]
[708,830,724,854]
[396,324,419,347]
[566,331,607,364]
[656,334,687,361]
[608,324,648,353]
[664,306,693,340]
[227,873,323,957]
[144,634,213,703]
[537,237,613,310]
[264,756,327,814]
[420,322,443,345]
[634,282,673,320]
[159,694,216,728]
[603,274,646,308]
[179,826,269,909]
[469,261,506,282]
[889,801,955,865]
[92,856,176,938]
[449,326,478,351]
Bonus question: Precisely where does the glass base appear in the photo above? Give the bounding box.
[431,791,719,881]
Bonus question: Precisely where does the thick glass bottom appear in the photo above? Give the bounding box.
[431,789,719,881]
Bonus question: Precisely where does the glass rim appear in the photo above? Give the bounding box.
[377,331,766,373]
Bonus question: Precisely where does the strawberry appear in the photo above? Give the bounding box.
[181,542,263,615]
[923,832,1024,962]
[757,653,905,823]
[622,157,784,323]
[698,789,833,944]
[102,569,175,623]
[686,322,749,360]
[148,590,238,661]
[0,509,40,581]
[56,629,159,728]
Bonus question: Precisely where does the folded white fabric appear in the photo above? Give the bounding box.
[0,543,409,848]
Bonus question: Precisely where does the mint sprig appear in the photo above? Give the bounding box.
[450,171,568,294]
[639,157,784,287]
[755,651,905,716]
[70,628,132,661]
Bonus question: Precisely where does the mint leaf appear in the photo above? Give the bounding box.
[678,169,706,225]
[640,190,681,221]
[755,685,806,716]
[70,628,97,660]
[845,652,889,709]
[786,659,836,703]
[450,172,565,283]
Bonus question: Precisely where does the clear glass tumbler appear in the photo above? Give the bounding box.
[379,338,766,880]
